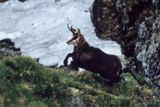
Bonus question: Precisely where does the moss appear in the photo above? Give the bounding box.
[0,56,159,107]
[27,100,47,107]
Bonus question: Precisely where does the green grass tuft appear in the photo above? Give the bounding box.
[0,56,159,107]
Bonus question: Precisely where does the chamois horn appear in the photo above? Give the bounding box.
[67,24,76,34]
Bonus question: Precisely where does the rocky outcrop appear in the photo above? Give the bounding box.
[18,0,27,2]
[0,0,8,3]
[0,0,27,3]
[0,38,21,57]
[135,17,160,94]
[91,0,160,96]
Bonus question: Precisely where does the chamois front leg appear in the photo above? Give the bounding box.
[63,53,73,66]
[69,61,78,71]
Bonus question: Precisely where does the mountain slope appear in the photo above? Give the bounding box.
[0,56,159,107]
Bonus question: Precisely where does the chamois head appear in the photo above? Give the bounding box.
[67,25,85,46]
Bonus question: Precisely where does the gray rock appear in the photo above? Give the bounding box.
[0,38,21,57]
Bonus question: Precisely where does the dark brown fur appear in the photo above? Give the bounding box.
[64,26,122,84]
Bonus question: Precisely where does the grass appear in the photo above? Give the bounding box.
[0,56,159,107]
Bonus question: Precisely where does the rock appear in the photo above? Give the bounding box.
[62,87,85,107]
[0,39,14,46]
[91,0,160,96]
[18,0,27,2]
[91,0,121,41]
[0,38,21,57]
[0,0,8,3]
[135,17,160,89]
[0,0,27,3]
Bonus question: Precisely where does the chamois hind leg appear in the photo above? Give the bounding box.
[111,75,121,83]
[99,74,114,86]
[105,77,121,86]
[106,75,121,86]
[108,69,122,84]
[100,74,121,86]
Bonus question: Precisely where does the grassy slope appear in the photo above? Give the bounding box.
[0,56,159,107]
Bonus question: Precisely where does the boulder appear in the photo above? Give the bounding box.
[0,38,21,57]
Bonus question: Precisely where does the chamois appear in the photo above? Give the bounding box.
[64,25,122,84]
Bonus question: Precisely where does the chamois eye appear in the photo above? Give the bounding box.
[73,35,78,39]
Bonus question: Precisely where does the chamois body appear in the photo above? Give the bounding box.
[64,26,122,83]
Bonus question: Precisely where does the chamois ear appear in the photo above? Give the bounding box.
[77,28,82,36]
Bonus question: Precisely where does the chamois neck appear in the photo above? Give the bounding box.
[75,40,89,51]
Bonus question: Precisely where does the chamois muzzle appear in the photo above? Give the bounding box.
[66,39,72,45]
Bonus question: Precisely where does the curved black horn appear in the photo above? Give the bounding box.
[71,26,76,32]
[67,24,71,31]
[67,24,76,34]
